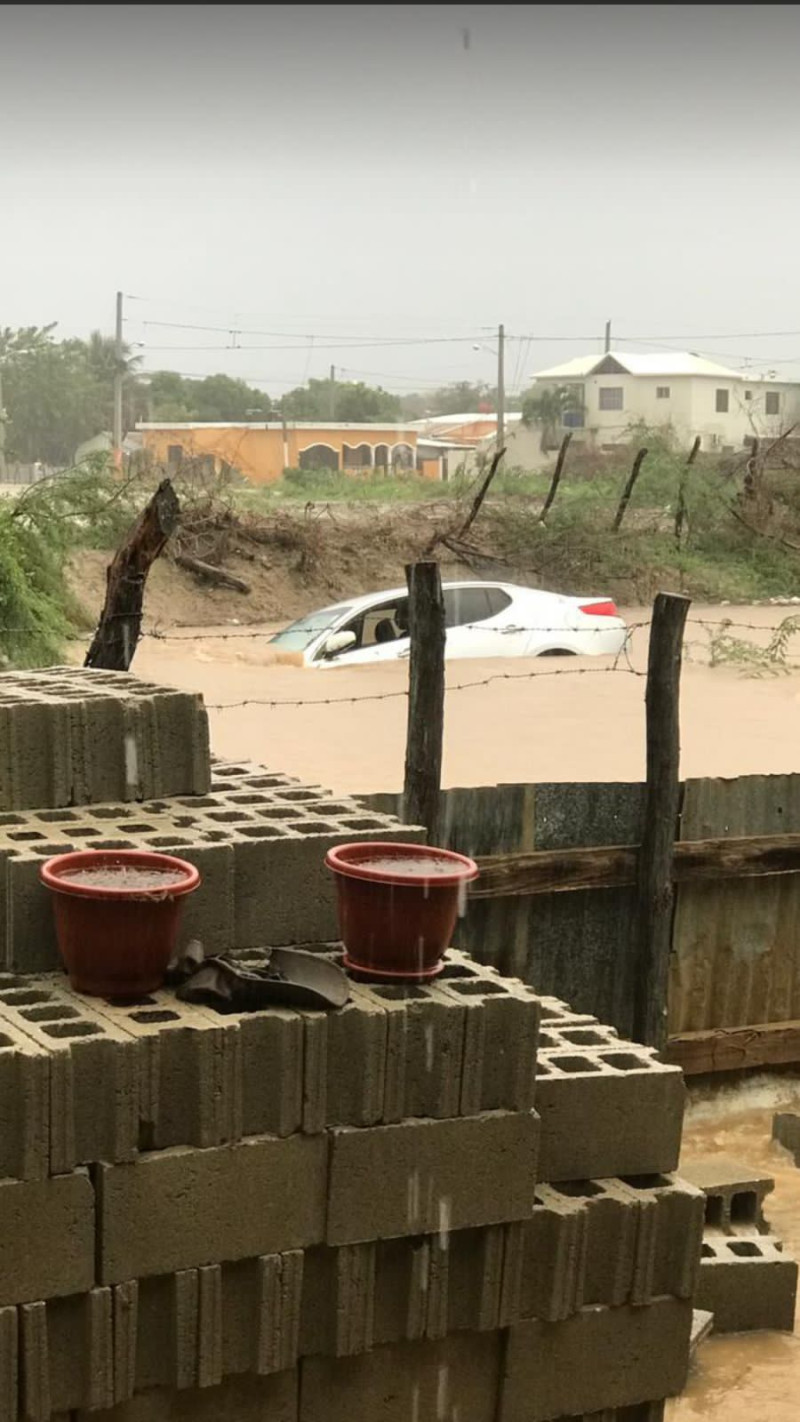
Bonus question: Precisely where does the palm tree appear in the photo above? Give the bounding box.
[522,384,583,452]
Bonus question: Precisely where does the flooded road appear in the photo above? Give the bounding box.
[670,1076,800,1422]
[128,604,800,794]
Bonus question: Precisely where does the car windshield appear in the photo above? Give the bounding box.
[270,605,353,652]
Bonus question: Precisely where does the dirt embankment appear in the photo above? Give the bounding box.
[68,497,698,632]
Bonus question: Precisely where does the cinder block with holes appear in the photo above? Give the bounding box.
[533,1042,685,1181]
[0,668,210,810]
[0,1169,94,1305]
[0,1008,49,1181]
[695,1234,798,1332]
[680,1156,774,1235]
[536,995,600,1028]
[80,1371,299,1422]
[0,976,139,1174]
[500,1296,693,1422]
[326,1110,540,1246]
[97,1133,328,1283]
[358,979,466,1125]
[436,967,540,1114]
[299,1331,503,1422]
[65,988,245,1152]
[20,1288,114,1417]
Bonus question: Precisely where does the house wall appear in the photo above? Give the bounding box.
[529,374,800,454]
[136,424,420,484]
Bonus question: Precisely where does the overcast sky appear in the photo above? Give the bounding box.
[2,3,800,396]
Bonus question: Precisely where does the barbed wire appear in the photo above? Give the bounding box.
[205,662,645,711]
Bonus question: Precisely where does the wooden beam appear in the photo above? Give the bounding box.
[667,1019,800,1075]
[471,830,800,899]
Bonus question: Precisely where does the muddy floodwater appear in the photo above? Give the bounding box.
[670,1076,800,1422]
[129,604,800,793]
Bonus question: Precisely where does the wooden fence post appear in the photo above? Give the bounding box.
[633,591,691,1051]
[612,447,649,532]
[84,478,180,671]
[403,561,446,842]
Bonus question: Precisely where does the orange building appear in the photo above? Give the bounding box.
[135,421,428,485]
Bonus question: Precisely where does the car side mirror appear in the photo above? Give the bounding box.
[322,630,357,657]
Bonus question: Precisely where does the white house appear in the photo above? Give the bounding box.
[518,350,800,455]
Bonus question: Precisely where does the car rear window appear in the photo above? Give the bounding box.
[444,587,511,627]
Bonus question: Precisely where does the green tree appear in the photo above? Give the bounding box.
[147,371,272,423]
[281,378,401,423]
[521,384,583,452]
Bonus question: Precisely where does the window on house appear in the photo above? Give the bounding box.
[562,410,584,428]
[656,387,670,399]
[765,391,781,416]
[715,389,729,413]
[744,390,753,401]
[598,387,623,411]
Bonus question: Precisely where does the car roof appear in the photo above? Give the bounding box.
[314,580,527,618]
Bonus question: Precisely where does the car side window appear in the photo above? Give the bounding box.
[340,598,410,651]
[443,587,509,627]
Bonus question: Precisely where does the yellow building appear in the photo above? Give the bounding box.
[135,421,430,484]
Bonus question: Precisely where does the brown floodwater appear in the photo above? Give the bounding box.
[59,866,186,891]
[669,1075,800,1421]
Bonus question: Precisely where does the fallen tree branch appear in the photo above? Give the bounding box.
[174,553,251,594]
[424,447,506,557]
[84,478,180,671]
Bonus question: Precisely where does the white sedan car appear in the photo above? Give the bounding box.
[269,581,627,667]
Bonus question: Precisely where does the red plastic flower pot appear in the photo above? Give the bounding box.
[325,841,479,981]
[40,849,201,999]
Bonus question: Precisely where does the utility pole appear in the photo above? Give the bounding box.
[329,364,336,420]
[497,323,505,452]
[0,367,7,482]
[604,319,612,354]
[112,290,124,468]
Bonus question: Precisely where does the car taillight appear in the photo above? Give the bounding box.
[579,601,619,618]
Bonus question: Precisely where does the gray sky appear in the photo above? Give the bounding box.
[3,3,800,397]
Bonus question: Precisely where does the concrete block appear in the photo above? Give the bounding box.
[500,1297,693,1422]
[83,1371,299,1422]
[0,1308,17,1422]
[98,1134,328,1282]
[695,1234,798,1332]
[0,669,210,810]
[0,978,139,1174]
[534,1046,685,1180]
[301,986,387,1133]
[0,1006,49,1180]
[622,1173,705,1302]
[369,982,465,1124]
[300,1331,503,1422]
[73,989,243,1153]
[537,995,599,1028]
[437,972,540,1115]
[682,1155,775,1235]
[500,1187,586,1326]
[326,1110,539,1246]
[21,1289,114,1417]
[130,1271,199,1393]
[0,1170,95,1306]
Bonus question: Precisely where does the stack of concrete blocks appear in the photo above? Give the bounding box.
[0,668,704,1421]
[682,1156,798,1334]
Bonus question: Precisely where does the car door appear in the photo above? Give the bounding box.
[441,586,516,659]
[320,595,411,667]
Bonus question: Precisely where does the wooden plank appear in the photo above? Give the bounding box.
[667,1019,800,1075]
[471,831,800,900]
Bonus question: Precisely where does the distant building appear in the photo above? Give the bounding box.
[518,351,800,454]
[408,413,522,446]
[135,421,440,483]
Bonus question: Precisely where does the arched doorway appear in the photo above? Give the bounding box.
[298,444,339,471]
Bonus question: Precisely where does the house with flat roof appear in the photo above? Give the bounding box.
[521,350,800,453]
[135,421,424,484]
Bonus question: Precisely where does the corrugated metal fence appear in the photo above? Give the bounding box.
[360,774,800,1044]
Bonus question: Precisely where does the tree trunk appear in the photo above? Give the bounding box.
[84,479,180,670]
